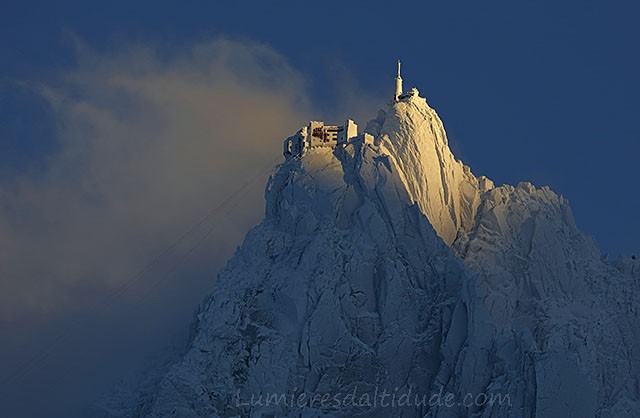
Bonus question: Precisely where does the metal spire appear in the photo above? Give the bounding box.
[394,59,403,101]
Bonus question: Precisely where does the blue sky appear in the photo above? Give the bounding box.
[2,0,638,254]
[0,1,638,416]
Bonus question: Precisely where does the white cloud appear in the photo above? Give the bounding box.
[0,38,312,319]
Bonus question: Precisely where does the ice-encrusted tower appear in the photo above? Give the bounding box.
[394,59,403,101]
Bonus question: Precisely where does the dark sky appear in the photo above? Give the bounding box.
[0,0,638,416]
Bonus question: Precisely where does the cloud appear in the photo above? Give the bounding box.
[0,38,312,320]
[0,37,387,417]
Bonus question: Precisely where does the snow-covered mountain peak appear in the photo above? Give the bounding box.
[366,92,489,245]
[281,89,492,247]
[98,73,640,418]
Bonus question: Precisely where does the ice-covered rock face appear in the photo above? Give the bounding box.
[368,95,639,415]
[454,181,640,411]
[453,182,602,332]
[102,102,503,416]
[127,142,488,418]
[100,93,640,418]
[366,96,492,245]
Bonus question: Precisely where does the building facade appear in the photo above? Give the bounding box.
[284,119,367,157]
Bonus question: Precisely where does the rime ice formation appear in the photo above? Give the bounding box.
[98,66,640,418]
